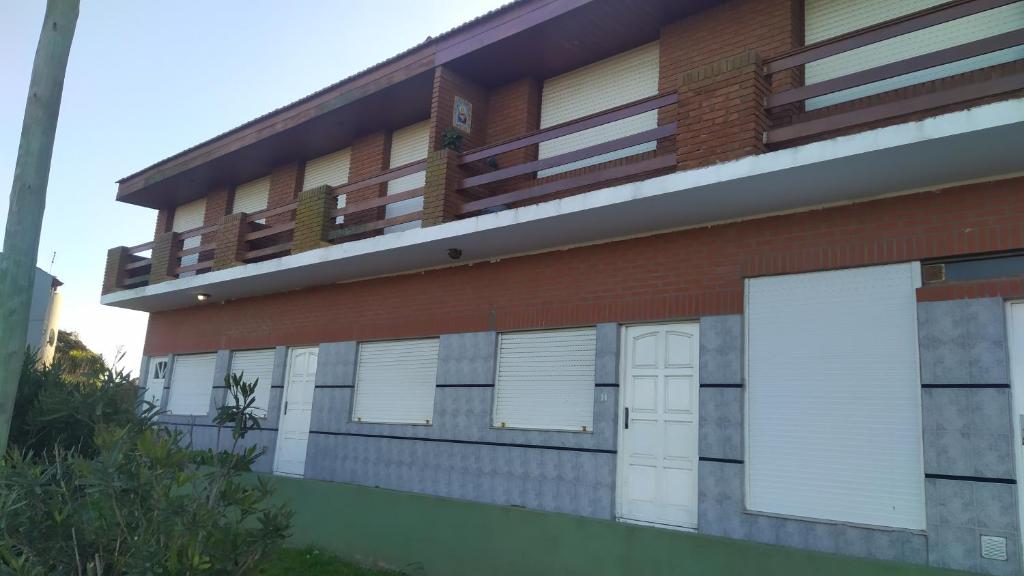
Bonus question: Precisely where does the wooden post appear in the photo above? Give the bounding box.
[0,0,79,453]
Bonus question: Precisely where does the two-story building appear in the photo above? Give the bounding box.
[103,0,1024,573]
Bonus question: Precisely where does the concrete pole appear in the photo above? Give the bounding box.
[0,0,80,454]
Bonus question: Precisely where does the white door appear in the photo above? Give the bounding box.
[145,356,168,408]
[273,346,319,477]
[617,322,699,529]
[1009,302,1024,552]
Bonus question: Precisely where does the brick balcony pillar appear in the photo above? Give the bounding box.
[676,50,769,171]
[292,185,334,253]
[422,148,462,227]
[149,231,179,284]
[102,246,132,294]
[213,212,249,270]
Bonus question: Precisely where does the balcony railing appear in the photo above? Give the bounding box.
[456,92,678,216]
[764,0,1024,143]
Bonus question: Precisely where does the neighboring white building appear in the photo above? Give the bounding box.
[2,254,63,365]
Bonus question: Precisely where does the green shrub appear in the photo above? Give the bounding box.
[0,363,292,574]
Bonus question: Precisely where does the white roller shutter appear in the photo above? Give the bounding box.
[166,353,216,416]
[304,148,351,224]
[493,327,596,431]
[232,176,270,219]
[385,121,429,233]
[538,42,659,177]
[229,349,276,417]
[746,263,925,530]
[172,198,206,275]
[352,338,439,424]
[805,0,1024,108]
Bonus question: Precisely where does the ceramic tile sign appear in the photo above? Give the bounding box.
[453,96,472,133]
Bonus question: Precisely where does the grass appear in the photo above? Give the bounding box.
[260,547,403,575]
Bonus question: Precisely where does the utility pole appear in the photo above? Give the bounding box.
[0,0,80,454]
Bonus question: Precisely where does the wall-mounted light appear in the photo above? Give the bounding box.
[196,293,210,302]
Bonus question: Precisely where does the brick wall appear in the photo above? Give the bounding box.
[144,176,1024,354]
[268,162,302,226]
[345,131,391,227]
[430,66,490,153]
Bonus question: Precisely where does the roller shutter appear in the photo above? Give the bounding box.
[745,263,925,530]
[385,121,429,233]
[805,0,1024,108]
[352,338,439,424]
[304,149,351,224]
[493,327,596,431]
[166,353,216,416]
[538,42,659,177]
[172,198,206,275]
[229,349,276,416]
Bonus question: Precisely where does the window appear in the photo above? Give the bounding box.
[385,120,429,233]
[229,349,275,417]
[804,0,1024,109]
[166,353,216,416]
[352,338,439,424]
[172,198,206,276]
[493,327,596,431]
[745,263,925,530]
[538,42,659,176]
[232,176,270,220]
[303,148,351,224]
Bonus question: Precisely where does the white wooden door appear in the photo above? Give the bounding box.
[145,356,168,408]
[617,322,699,529]
[273,346,318,477]
[1009,302,1024,554]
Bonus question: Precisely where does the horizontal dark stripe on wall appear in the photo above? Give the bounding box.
[310,430,616,455]
[436,384,494,388]
[925,473,1016,485]
[700,384,743,389]
[315,385,354,389]
[699,456,744,464]
[921,384,1010,389]
[271,385,285,389]
[595,383,619,388]
[160,422,279,433]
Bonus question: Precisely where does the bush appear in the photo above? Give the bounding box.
[0,362,292,574]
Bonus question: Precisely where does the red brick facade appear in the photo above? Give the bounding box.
[345,131,390,226]
[144,176,1024,355]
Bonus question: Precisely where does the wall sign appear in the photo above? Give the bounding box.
[453,96,472,133]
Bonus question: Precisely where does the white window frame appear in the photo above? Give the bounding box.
[351,338,439,425]
[492,327,597,432]
[165,353,217,416]
[228,348,276,418]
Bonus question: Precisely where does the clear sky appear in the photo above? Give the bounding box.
[1,0,507,373]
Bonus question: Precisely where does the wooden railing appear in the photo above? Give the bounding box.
[765,0,1024,143]
[171,223,218,276]
[120,240,153,288]
[455,92,679,216]
[326,159,426,241]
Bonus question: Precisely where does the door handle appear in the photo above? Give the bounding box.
[624,407,629,430]
[284,401,288,415]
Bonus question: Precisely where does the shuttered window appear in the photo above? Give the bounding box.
[352,338,439,424]
[385,121,429,233]
[229,349,275,417]
[232,176,270,220]
[493,327,596,431]
[746,263,925,530]
[805,0,1024,109]
[304,148,351,224]
[166,353,216,416]
[538,42,659,177]
[172,198,206,275]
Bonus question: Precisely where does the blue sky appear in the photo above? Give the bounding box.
[1,0,506,372]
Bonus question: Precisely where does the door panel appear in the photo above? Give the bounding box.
[618,323,699,528]
[273,347,318,477]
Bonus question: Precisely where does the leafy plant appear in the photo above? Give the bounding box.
[0,364,292,574]
[441,127,463,152]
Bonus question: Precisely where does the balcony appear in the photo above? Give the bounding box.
[103,0,1024,307]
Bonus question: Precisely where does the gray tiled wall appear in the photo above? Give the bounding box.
[304,328,620,519]
[918,299,1020,575]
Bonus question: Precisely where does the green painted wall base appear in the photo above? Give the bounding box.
[269,475,977,576]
